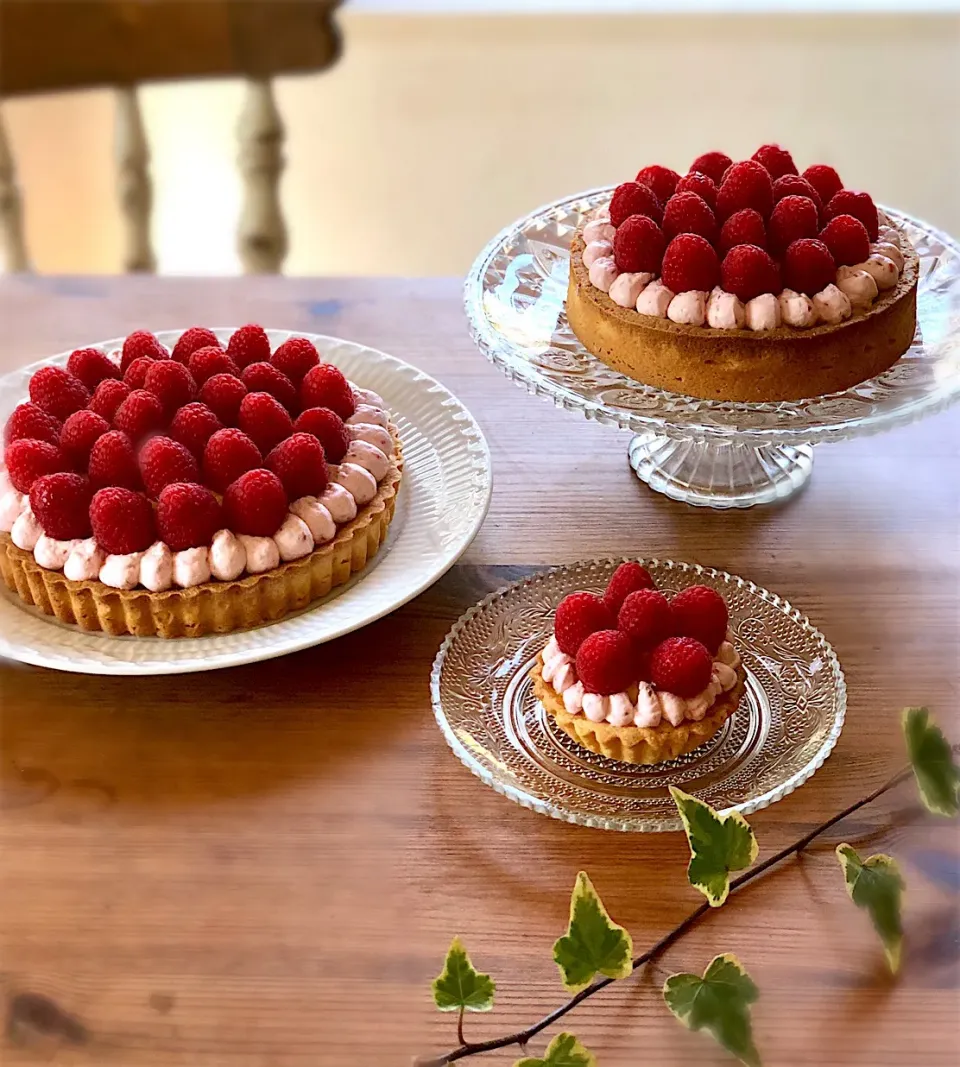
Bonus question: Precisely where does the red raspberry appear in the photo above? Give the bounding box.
[751,143,798,181]
[609,181,663,228]
[299,365,355,421]
[171,327,220,365]
[612,215,666,274]
[88,430,140,489]
[718,209,767,256]
[120,330,167,372]
[4,439,66,493]
[294,407,351,464]
[202,428,262,492]
[265,432,329,499]
[825,190,879,242]
[238,392,294,453]
[226,324,272,369]
[189,346,240,387]
[554,591,615,657]
[650,636,713,698]
[29,366,90,421]
[617,589,675,650]
[67,347,121,390]
[661,234,720,294]
[721,244,781,303]
[603,561,655,615]
[138,435,200,498]
[241,362,298,413]
[199,373,248,426]
[662,192,717,244]
[635,165,680,204]
[802,164,843,207]
[222,468,288,537]
[123,356,156,390]
[772,174,823,218]
[575,630,637,696]
[819,214,870,268]
[675,171,717,209]
[88,379,131,421]
[271,337,320,385]
[716,160,774,221]
[670,585,729,654]
[29,472,94,540]
[144,360,197,417]
[782,238,836,296]
[113,389,165,442]
[4,402,61,447]
[169,402,223,458]
[60,410,110,468]
[768,195,820,254]
[157,483,223,551]
[89,486,156,554]
[689,151,733,185]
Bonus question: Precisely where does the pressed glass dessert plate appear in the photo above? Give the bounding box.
[431,559,846,832]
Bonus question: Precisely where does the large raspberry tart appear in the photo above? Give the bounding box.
[0,326,402,637]
[567,145,919,401]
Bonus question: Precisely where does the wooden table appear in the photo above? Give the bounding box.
[0,276,957,1067]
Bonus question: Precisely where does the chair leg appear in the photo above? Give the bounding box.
[115,86,156,273]
[237,78,288,275]
[0,105,30,273]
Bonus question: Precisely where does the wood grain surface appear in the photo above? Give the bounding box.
[0,276,957,1067]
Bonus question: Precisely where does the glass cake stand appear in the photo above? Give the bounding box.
[464,189,960,508]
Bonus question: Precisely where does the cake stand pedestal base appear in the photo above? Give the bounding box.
[628,434,814,509]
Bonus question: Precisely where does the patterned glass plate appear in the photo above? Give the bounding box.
[432,560,846,832]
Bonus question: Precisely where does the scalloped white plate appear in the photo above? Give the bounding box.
[0,330,492,675]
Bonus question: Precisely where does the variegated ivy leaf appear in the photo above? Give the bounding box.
[663,953,761,1067]
[553,871,633,993]
[432,937,496,1012]
[836,844,905,973]
[514,1031,596,1067]
[903,707,959,817]
[670,786,758,906]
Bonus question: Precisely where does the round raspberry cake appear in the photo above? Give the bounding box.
[567,145,919,402]
[0,326,402,638]
[530,563,745,765]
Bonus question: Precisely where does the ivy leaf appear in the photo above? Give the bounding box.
[903,707,960,817]
[431,937,496,1012]
[836,844,905,973]
[663,953,761,1067]
[553,871,633,993]
[669,786,759,906]
[514,1032,596,1067]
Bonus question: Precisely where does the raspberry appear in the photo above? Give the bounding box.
[265,432,329,499]
[157,482,223,551]
[617,589,674,650]
[4,402,61,447]
[635,165,680,204]
[138,435,200,498]
[123,356,156,390]
[768,195,820,254]
[612,215,666,274]
[751,143,798,181]
[238,392,294,453]
[4,439,66,493]
[171,327,220,365]
[819,214,871,267]
[189,346,240,387]
[299,365,355,421]
[60,410,110,468]
[88,379,131,421]
[271,337,320,385]
[689,151,733,186]
[120,330,167,372]
[575,630,637,696]
[144,360,197,417]
[554,591,615,657]
[222,468,288,537]
[29,366,90,421]
[169,402,223,458]
[67,347,121,390]
[199,373,247,426]
[608,181,662,228]
[802,164,843,207]
[89,486,156,554]
[675,171,717,209]
[716,160,774,221]
[670,585,729,654]
[603,562,655,615]
[772,175,823,218]
[661,234,720,294]
[718,209,767,256]
[29,472,93,540]
[294,407,351,463]
[202,428,262,492]
[113,389,165,442]
[88,430,140,489]
[662,192,717,244]
[241,362,298,413]
[782,238,836,296]
[721,244,781,303]
[226,324,272,369]
[650,636,713,698]
[825,190,879,242]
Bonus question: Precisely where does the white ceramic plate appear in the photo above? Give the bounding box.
[0,330,492,675]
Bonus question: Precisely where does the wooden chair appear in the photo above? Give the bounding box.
[0,0,342,274]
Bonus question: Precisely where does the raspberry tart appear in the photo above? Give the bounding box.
[0,326,402,638]
[567,144,919,401]
[530,563,745,764]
